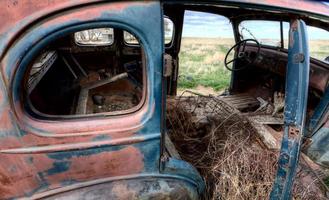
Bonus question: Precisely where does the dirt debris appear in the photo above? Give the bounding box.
[166,91,327,200]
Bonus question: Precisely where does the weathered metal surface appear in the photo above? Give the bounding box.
[0,0,328,58]
[307,86,329,135]
[0,1,203,199]
[0,0,327,199]
[0,0,99,58]
[161,158,205,194]
[270,19,310,200]
[223,0,329,17]
[306,120,329,168]
[41,177,199,200]
[305,85,329,167]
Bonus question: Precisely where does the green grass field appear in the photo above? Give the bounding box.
[178,37,234,91]
[178,37,329,91]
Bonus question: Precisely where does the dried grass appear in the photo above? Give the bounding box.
[166,91,326,200]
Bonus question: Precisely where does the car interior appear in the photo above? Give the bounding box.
[24,4,329,151]
[25,28,145,117]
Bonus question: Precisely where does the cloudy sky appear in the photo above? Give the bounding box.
[182,10,328,40]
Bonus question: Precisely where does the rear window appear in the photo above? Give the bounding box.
[74,28,114,46]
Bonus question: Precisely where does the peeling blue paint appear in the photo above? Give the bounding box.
[92,135,110,141]
[134,139,160,172]
[47,145,124,160]
[46,161,71,175]
[60,179,79,187]
[26,156,34,164]
[270,19,310,200]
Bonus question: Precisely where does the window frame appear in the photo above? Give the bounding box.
[237,19,329,65]
[305,25,329,63]
[238,19,287,50]
[74,27,115,46]
[4,1,163,140]
[20,22,149,120]
[178,9,235,91]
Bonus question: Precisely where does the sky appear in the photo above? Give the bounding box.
[181,10,329,40]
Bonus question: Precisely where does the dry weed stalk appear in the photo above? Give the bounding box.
[166,92,325,200]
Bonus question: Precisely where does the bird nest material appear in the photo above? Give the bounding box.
[166,91,326,200]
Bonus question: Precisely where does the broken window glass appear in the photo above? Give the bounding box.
[239,20,282,47]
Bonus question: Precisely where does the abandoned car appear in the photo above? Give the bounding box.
[0,0,329,199]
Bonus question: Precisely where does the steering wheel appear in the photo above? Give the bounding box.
[224,39,261,71]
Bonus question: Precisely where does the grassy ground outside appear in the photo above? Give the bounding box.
[178,37,234,91]
[309,40,329,61]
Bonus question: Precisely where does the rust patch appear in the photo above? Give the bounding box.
[0,107,14,131]
[0,0,92,34]
[0,136,21,149]
[44,146,144,184]
[0,154,42,199]
[247,0,329,16]
[44,2,142,28]
[289,20,298,48]
[0,131,140,152]
[111,182,138,199]
[13,97,149,137]
[0,146,144,199]
[0,90,4,106]
[288,126,300,140]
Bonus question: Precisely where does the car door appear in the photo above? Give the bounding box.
[270,19,310,199]
[0,1,165,199]
[304,26,329,169]
[306,88,329,167]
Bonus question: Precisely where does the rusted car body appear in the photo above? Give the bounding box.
[0,0,328,199]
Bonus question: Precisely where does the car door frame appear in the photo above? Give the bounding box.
[270,19,310,200]
[0,2,167,199]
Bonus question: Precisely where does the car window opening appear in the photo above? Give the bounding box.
[26,27,145,117]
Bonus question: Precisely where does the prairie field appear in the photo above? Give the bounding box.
[309,39,329,60]
[178,37,329,91]
[178,37,234,91]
